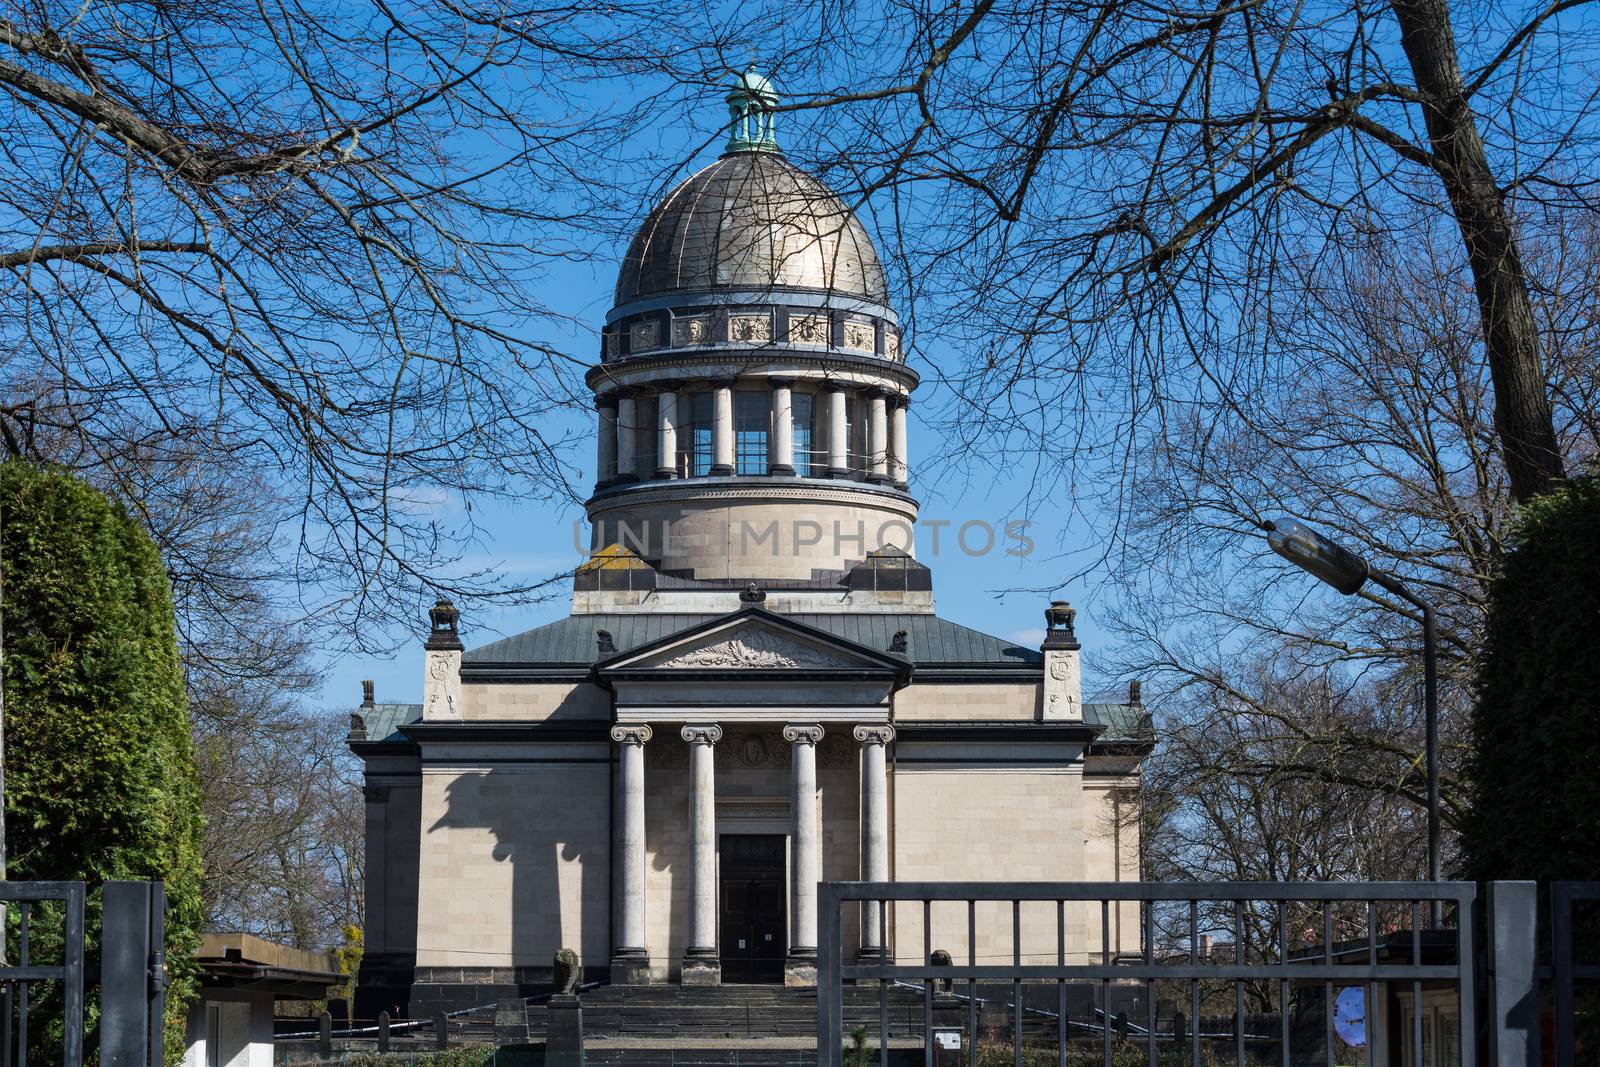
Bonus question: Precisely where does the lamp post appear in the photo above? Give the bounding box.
[1262,518,1441,897]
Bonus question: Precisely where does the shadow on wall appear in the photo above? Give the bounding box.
[428,768,609,996]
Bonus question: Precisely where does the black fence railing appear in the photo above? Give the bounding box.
[1551,881,1600,1067]
[817,881,1481,1067]
[0,882,86,1067]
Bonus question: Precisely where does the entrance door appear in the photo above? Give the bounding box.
[719,834,787,983]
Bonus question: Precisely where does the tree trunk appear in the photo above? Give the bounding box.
[1391,0,1565,502]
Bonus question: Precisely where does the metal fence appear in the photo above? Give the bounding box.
[1,881,167,1067]
[0,882,86,1067]
[817,881,1480,1067]
[1551,881,1600,1067]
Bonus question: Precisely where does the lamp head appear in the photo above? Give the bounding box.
[1263,518,1369,596]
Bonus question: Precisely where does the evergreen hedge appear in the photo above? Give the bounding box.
[1,461,204,1061]
[1464,473,1600,882]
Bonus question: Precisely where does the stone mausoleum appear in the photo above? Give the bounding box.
[350,72,1154,1017]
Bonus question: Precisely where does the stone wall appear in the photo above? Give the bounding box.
[895,681,1041,721]
[460,681,610,722]
[413,744,612,988]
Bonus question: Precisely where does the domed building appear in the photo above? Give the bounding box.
[350,74,1152,1015]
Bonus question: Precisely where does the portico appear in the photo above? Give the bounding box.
[599,607,907,986]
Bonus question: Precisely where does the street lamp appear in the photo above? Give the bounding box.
[1262,518,1441,894]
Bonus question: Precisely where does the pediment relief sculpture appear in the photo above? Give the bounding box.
[655,625,857,669]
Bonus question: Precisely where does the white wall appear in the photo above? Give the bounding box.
[183,992,274,1067]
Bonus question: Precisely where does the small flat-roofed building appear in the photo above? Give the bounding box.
[182,933,340,1067]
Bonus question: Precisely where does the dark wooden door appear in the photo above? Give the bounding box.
[719,835,786,983]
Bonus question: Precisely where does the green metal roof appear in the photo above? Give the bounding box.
[1083,702,1155,744]
[464,612,1043,668]
[360,702,421,743]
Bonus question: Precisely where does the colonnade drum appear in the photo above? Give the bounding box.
[346,71,1154,1012]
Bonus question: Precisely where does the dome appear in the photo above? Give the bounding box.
[614,151,889,306]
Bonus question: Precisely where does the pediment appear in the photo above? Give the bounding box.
[600,611,905,674]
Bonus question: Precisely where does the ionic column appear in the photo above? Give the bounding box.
[867,389,889,482]
[655,386,679,479]
[682,723,723,984]
[615,393,639,482]
[595,395,618,489]
[711,382,735,476]
[825,386,849,478]
[783,724,824,985]
[854,724,894,961]
[610,724,653,984]
[770,378,795,476]
[889,398,909,487]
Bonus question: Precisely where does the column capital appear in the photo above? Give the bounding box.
[611,724,653,745]
[595,392,620,410]
[709,377,738,390]
[823,381,850,395]
[865,386,891,401]
[654,378,685,393]
[681,723,724,745]
[783,723,825,746]
[767,375,795,389]
[853,724,896,745]
[891,393,912,409]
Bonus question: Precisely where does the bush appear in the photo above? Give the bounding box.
[1464,474,1600,881]
[1,461,205,1062]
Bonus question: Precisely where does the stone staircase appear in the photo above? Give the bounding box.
[575,983,929,1040]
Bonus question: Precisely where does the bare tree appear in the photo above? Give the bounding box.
[195,682,364,948]
[1132,650,1426,1006]
[721,0,1600,507]
[0,0,716,646]
[1091,203,1600,878]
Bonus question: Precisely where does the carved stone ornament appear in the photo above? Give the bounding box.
[660,625,854,669]
[717,731,787,769]
[782,723,825,746]
[791,313,829,345]
[629,320,661,350]
[673,315,712,346]
[729,314,772,343]
[681,723,724,745]
[853,724,895,746]
[843,320,875,351]
[817,735,855,767]
[1049,657,1072,680]
[611,724,653,745]
[884,331,901,360]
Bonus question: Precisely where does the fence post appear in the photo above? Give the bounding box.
[434,1011,449,1050]
[817,882,841,1067]
[317,1012,332,1057]
[378,1011,391,1053]
[101,882,161,1067]
[1488,881,1540,1067]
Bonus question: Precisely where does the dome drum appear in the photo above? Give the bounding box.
[602,302,902,364]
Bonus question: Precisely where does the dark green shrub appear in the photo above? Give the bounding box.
[1,461,204,1062]
[1464,474,1600,881]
